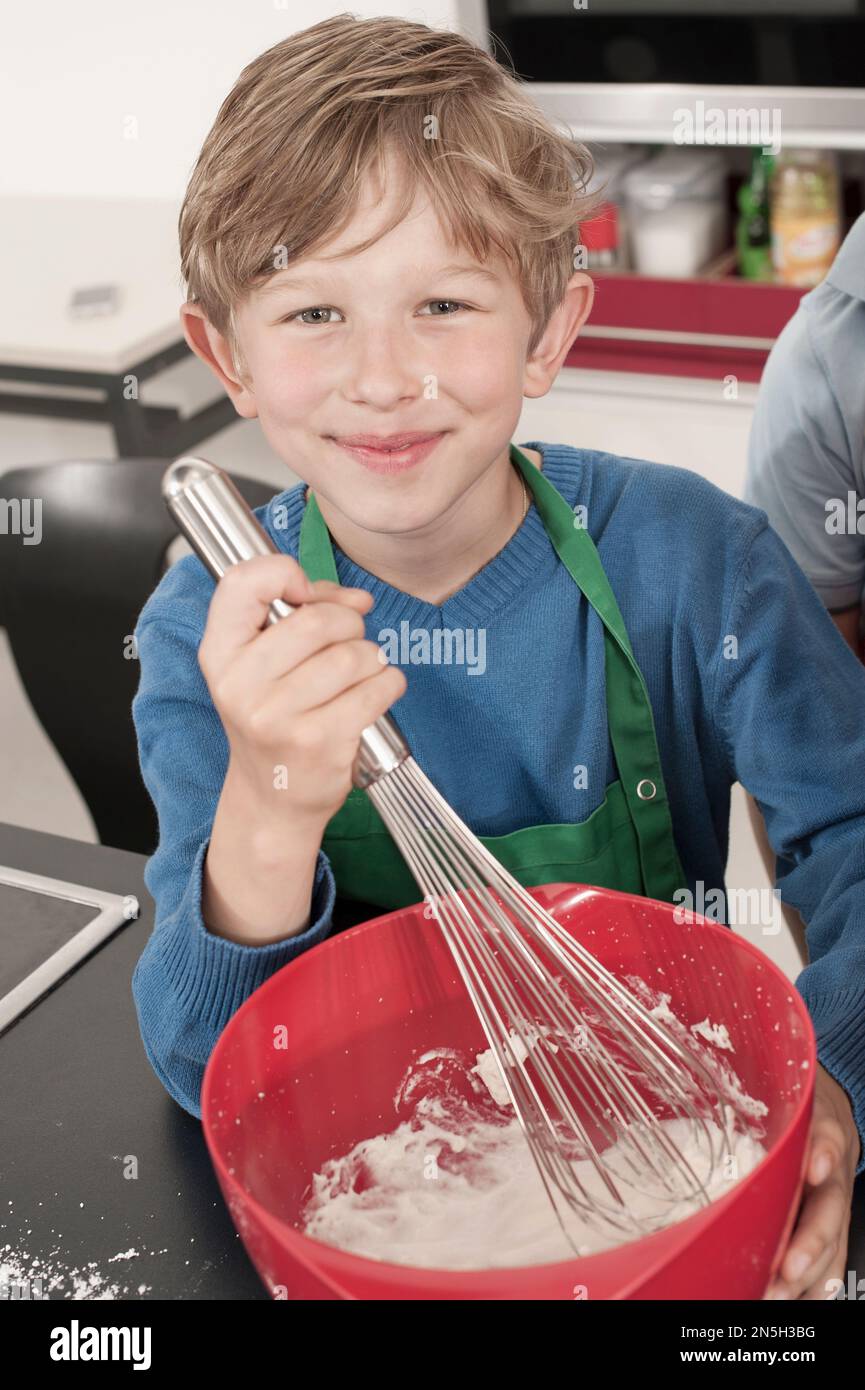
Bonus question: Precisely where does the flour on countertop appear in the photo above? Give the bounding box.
[0,1244,152,1300]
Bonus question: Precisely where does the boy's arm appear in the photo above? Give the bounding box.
[712,518,865,1174]
[202,758,330,944]
[131,612,336,1120]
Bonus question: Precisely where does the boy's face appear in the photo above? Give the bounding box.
[185,151,592,536]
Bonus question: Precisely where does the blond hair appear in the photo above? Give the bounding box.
[178,12,599,377]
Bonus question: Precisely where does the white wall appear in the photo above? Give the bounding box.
[0,0,472,198]
[520,367,759,500]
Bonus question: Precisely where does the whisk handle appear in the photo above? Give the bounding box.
[161,456,411,789]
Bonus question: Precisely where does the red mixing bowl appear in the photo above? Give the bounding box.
[202,882,815,1299]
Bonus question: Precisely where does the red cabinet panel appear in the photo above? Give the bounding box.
[568,271,809,383]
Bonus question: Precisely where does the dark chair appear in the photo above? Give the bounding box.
[0,458,277,855]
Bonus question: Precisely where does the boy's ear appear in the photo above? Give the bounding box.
[179,303,258,419]
[523,272,595,399]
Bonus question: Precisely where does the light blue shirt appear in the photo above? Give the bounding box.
[745,212,865,613]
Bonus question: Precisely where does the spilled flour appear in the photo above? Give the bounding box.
[299,1003,770,1269]
[0,1245,151,1300]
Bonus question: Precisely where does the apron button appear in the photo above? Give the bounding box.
[636,779,657,801]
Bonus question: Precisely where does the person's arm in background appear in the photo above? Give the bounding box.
[715,519,865,1299]
[743,263,865,963]
[744,237,865,633]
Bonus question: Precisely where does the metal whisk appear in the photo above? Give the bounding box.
[163,456,736,1253]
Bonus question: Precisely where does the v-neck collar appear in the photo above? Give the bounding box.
[311,443,564,627]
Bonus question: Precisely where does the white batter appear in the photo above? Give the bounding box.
[299,1037,768,1269]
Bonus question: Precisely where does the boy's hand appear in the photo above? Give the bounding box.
[198,553,407,828]
[764,1063,861,1300]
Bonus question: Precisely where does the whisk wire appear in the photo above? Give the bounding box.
[367,758,737,1248]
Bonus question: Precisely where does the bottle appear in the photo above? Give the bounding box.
[582,203,619,270]
[770,149,841,288]
[736,149,774,281]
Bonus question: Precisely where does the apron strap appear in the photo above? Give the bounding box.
[511,445,686,902]
[300,489,339,583]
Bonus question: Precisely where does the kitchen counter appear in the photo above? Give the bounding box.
[1,820,863,1301]
[0,821,265,1300]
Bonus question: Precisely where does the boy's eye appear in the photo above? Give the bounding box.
[280,299,471,325]
[288,306,343,325]
[418,300,469,316]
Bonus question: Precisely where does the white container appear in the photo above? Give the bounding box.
[622,150,728,278]
[584,144,652,269]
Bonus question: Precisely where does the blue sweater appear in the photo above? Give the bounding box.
[131,442,865,1171]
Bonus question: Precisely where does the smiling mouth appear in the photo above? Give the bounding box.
[328,432,447,473]
[331,432,443,450]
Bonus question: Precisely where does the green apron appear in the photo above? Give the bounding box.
[297,443,686,914]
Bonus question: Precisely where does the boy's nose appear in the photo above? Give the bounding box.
[343,331,427,406]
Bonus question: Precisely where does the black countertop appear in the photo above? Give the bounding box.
[1,820,863,1301]
[0,821,265,1300]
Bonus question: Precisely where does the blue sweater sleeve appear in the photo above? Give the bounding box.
[131,610,336,1120]
[712,518,865,1173]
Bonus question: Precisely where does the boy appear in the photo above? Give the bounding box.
[132,15,865,1299]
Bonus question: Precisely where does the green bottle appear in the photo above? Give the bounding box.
[737,149,775,281]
